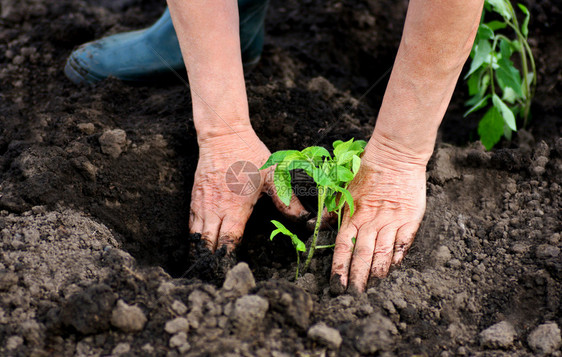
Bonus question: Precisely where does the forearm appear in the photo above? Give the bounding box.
[167,0,252,142]
[366,0,483,165]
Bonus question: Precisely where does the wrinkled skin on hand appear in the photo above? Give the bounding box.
[190,130,308,252]
[330,143,427,294]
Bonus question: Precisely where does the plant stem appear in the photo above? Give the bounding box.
[489,36,500,97]
[506,21,536,127]
[337,206,342,231]
[303,186,327,271]
[295,250,300,281]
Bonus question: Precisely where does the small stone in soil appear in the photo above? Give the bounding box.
[434,245,451,266]
[59,284,117,335]
[231,294,269,334]
[110,299,147,333]
[479,321,516,349]
[6,336,23,350]
[296,273,319,295]
[0,271,18,290]
[165,317,189,334]
[141,344,154,353]
[527,322,562,354]
[352,313,398,354]
[171,300,188,315]
[99,129,127,159]
[77,122,95,135]
[535,244,560,259]
[111,342,130,355]
[169,332,188,349]
[307,322,342,349]
[221,262,256,299]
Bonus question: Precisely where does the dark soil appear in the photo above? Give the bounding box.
[1,0,561,356]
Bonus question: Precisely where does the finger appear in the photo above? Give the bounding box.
[392,221,420,265]
[264,178,309,221]
[189,208,204,235]
[369,225,397,281]
[330,223,357,294]
[347,223,377,294]
[217,212,251,253]
[201,213,222,252]
[306,209,337,231]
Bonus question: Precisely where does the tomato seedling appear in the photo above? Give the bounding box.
[261,138,366,276]
[269,220,305,280]
[465,0,536,150]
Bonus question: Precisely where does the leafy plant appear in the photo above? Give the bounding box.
[269,220,306,280]
[464,0,536,150]
[261,138,366,276]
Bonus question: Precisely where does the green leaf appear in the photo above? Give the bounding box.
[283,151,308,163]
[352,155,361,174]
[336,151,356,165]
[473,73,490,103]
[334,186,354,216]
[464,94,490,117]
[325,195,337,212]
[486,0,512,20]
[492,94,517,131]
[334,165,354,182]
[518,4,530,37]
[307,164,335,187]
[260,150,300,170]
[495,43,524,98]
[485,20,507,31]
[478,23,495,39]
[332,140,344,149]
[503,124,513,140]
[273,166,293,206]
[478,106,504,150]
[467,68,483,96]
[271,220,291,235]
[334,139,366,165]
[496,66,523,98]
[502,87,518,104]
[333,138,354,158]
[294,239,306,252]
[289,158,334,187]
[499,39,513,59]
[466,38,492,78]
[270,220,305,252]
[302,146,330,160]
[510,39,522,53]
[350,140,367,152]
[466,72,489,107]
[287,160,316,177]
[270,229,281,240]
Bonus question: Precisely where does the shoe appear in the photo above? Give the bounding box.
[64,0,269,84]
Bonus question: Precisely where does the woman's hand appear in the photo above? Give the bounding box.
[330,136,427,294]
[190,129,308,252]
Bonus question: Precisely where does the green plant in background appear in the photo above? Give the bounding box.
[465,0,536,150]
[261,138,366,276]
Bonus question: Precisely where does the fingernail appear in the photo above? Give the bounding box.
[299,210,312,222]
[392,254,403,266]
[306,217,316,231]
